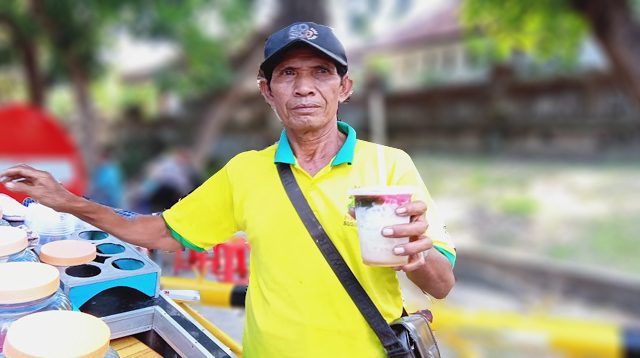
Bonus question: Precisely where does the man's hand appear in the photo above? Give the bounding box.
[0,165,77,211]
[381,200,433,272]
[1,164,183,252]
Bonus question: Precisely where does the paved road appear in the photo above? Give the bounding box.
[160,249,640,355]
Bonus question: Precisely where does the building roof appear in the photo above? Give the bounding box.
[351,1,462,56]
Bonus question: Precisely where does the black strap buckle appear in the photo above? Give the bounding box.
[386,342,410,357]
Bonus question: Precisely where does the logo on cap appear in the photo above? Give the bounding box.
[288,23,318,41]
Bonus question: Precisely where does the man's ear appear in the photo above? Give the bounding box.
[339,74,354,103]
[259,79,275,107]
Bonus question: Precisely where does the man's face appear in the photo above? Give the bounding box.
[259,46,353,133]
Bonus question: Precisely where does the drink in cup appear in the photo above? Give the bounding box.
[349,186,414,266]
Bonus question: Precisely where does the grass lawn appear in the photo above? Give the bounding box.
[411,152,640,275]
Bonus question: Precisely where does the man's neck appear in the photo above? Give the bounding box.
[286,122,346,177]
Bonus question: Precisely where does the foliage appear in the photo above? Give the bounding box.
[48,84,74,121]
[461,0,589,64]
[91,74,158,120]
[119,0,254,97]
[0,0,255,106]
[633,0,640,21]
[0,69,27,102]
[497,195,538,217]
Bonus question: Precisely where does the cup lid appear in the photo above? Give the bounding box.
[348,186,415,196]
[39,240,97,266]
[0,262,60,304]
[3,310,111,358]
[0,194,26,220]
[0,226,28,256]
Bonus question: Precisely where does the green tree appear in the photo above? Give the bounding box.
[190,0,328,170]
[462,0,640,104]
[0,0,253,172]
[0,2,45,105]
[29,0,250,172]
[3,0,329,172]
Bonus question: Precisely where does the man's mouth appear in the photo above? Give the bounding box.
[292,104,321,110]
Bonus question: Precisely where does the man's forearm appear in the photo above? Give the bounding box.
[407,248,455,299]
[64,196,183,252]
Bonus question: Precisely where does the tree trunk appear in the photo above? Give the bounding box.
[29,0,98,173]
[191,0,328,171]
[19,37,44,106]
[273,0,328,26]
[191,45,263,170]
[367,75,387,145]
[0,14,45,106]
[67,56,98,174]
[571,0,640,105]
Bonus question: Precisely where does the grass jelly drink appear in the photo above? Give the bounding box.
[349,186,414,266]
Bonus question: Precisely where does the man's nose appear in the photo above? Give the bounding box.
[293,73,315,96]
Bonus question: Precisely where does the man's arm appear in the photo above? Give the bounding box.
[1,165,182,252]
[384,201,455,299]
[405,248,454,299]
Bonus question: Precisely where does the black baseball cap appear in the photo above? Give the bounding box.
[260,22,348,77]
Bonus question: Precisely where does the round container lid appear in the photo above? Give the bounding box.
[3,310,110,358]
[0,194,26,220]
[0,226,28,256]
[39,239,97,266]
[0,262,59,304]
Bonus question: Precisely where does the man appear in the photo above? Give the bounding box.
[0,22,455,357]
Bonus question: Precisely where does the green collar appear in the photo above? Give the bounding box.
[274,121,357,166]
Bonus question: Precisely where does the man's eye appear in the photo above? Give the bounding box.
[282,69,295,76]
[317,67,330,74]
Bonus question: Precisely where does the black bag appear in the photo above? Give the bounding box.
[277,163,441,358]
[391,310,441,358]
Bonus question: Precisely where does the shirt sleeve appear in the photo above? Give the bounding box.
[390,149,456,268]
[162,164,239,251]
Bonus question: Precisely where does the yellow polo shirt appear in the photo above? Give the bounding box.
[163,121,455,358]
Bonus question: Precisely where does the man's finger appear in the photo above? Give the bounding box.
[0,165,39,181]
[392,235,432,256]
[382,220,428,238]
[400,254,426,272]
[395,200,427,217]
[4,180,31,193]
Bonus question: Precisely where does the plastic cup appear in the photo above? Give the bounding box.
[349,186,414,266]
[24,204,75,244]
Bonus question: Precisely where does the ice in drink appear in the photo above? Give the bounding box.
[349,187,414,266]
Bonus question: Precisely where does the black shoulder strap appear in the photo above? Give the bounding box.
[276,163,408,357]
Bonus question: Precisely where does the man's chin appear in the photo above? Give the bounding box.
[285,117,336,133]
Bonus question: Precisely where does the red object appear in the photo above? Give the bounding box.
[0,104,87,202]
[173,249,209,275]
[173,237,250,284]
[173,250,187,275]
[213,238,249,284]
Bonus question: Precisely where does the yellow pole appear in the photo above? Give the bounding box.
[177,302,243,356]
[161,276,237,307]
[431,304,623,357]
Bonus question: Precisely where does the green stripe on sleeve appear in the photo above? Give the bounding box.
[162,215,205,252]
[434,246,456,269]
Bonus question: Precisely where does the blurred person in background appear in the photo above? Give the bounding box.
[136,147,201,213]
[88,146,125,208]
[1,22,455,357]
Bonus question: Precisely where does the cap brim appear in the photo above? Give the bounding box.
[260,39,347,75]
